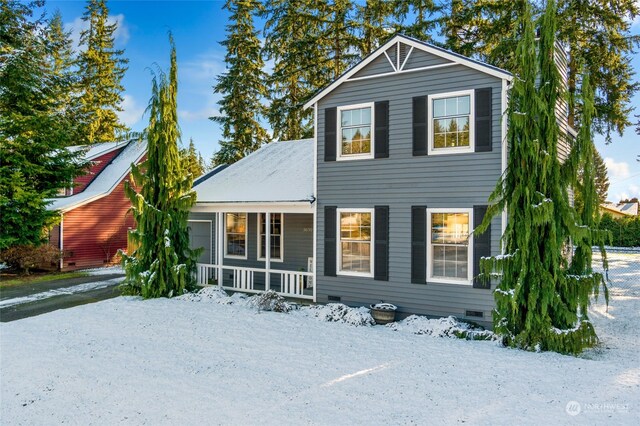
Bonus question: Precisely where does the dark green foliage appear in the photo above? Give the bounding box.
[441,0,640,141]
[394,0,441,42]
[477,1,607,355]
[0,0,87,250]
[262,0,324,141]
[211,0,270,166]
[574,147,609,215]
[77,0,129,143]
[600,214,640,247]
[120,37,199,298]
[354,0,396,55]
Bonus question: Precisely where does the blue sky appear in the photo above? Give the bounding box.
[43,0,639,202]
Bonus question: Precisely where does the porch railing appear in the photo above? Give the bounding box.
[195,263,313,300]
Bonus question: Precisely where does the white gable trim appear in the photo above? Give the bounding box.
[303,35,512,110]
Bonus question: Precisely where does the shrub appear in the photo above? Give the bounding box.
[251,290,294,313]
[0,244,62,274]
[600,214,640,247]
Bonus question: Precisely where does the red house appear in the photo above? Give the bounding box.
[48,140,147,270]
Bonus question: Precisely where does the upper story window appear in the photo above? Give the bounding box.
[427,208,472,284]
[337,208,374,277]
[428,90,474,155]
[258,213,283,262]
[225,213,247,259]
[338,103,374,160]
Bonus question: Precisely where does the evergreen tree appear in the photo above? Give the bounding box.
[316,0,359,81]
[211,0,269,166]
[354,0,396,55]
[0,0,87,250]
[45,10,84,144]
[120,36,198,298]
[574,148,609,213]
[180,138,205,180]
[477,0,606,355]
[262,0,324,141]
[77,0,129,143]
[441,0,640,141]
[394,0,442,42]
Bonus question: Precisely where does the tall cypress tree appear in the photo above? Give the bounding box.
[77,0,128,143]
[211,0,269,166]
[477,0,606,355]
[0,1,87,250]
[120,36,198,298]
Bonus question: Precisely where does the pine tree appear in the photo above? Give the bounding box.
[441,0,640,141]
[77,0,129,143]
[354,0,396,56]
[394,0,442,42]
[477,0,605,355]
[574,147,609,214]
[211,0,269,166]
[316,0,359,81]
[262,0,324,141]
[180,138,205,180]
[120,36,198,298]
[46,10,84,145]
[0,1,87,250]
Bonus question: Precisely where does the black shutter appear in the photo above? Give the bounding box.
[473,205,491,289]
[325,107,337,161]
[474,88,492,152]
[412,96,428,156]
[374,101,389,158]
[324,206,337,277]
[374,206,389,281]
[411,206,427,284]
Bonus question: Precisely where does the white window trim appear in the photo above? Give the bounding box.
[427,90,475,155]
[224,212,248,260]
[426,207,473,285]
[336,102,375,161]
[257,213,284,263]
[336,208,375,278]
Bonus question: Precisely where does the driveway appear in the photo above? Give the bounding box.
[0,273,124,322]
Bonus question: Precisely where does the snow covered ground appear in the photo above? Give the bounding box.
[1,253,638,425]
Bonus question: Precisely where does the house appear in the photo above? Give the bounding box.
[189,34,572,327]
[47,140,147,270]
[600,202,639,219]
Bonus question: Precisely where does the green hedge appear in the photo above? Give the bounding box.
[600,214,640,247]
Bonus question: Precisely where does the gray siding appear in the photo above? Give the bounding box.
[352,54,394,79]
[316,60,504,327]
[403,47,452,70]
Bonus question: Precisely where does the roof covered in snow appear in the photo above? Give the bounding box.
[47,140,147,213]
[68,141,127,161]
[194,139,314,204]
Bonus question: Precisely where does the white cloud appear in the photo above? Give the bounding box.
[604,158,630,180]
[181,51,226,83]
[118,94,145,127]
[65,14,130,52]
[178,107,220,122]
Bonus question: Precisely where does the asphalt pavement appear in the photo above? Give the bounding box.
[0,273,124,323]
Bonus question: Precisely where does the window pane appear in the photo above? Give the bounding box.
[340,212,372,273]
[259,213,282,260]
[446,97,457,115]
[361,108,371,125]
[351,109,361,126]
[430,212,470,280]
[433,99,445,118]
[458,96,470,115]
[341,110,351,126]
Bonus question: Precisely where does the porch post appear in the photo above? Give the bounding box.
[265,212,271,291]
[217,212,223,286]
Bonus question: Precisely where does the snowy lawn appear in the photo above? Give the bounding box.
[1,257,638,425]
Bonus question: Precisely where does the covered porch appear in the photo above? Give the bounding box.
[189,139,316,301]
[190,205,315,300]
